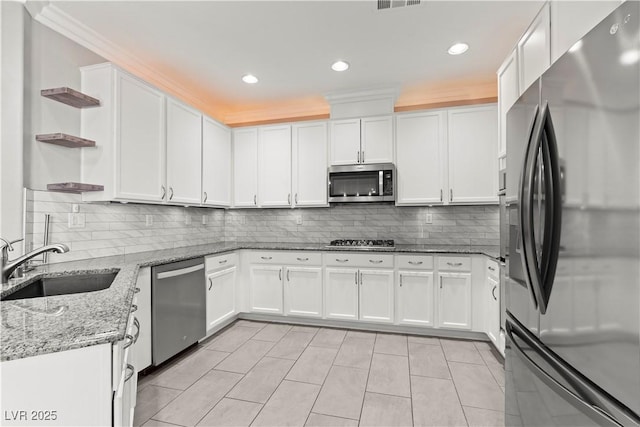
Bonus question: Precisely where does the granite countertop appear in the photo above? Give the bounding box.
[1,242,498,362]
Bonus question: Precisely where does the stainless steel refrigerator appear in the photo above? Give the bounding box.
[505,2,640,425]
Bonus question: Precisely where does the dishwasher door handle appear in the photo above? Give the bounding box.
[156,264,204,280]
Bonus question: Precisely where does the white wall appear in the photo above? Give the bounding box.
[0,2,26,253]
[23,15,104,190]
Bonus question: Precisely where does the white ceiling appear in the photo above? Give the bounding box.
[51,0,544,122]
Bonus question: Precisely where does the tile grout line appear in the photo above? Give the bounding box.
[406,337,415,427]
[355,333,377,424]
[446,357,470,427]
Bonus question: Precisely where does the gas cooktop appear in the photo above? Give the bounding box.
[327,239,395,249]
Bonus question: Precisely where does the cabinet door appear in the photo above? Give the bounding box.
[206,267,237,331]
[202,116,231,206]
[397,270,434,327]
[437,272,472,330]
[550,0,621,63]
[249,265,283,314]
[447,106,498,204]
[359,269,394,323]
[293,122,328,207]
[497,49,519,159]
[361,116,393,164]
[329,119,361,165]
[166,98,202,204]
[486,274,500,346]
[325,267,359,320]
[518,2,550,94]
[233,128,258,207]
[115,72,165,201]
[284,266,323,318]
[258,125,292,207]
[395,112,445,205]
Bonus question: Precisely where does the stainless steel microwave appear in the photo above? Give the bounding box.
[328,163,395,203]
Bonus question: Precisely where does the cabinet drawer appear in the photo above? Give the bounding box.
[437,256,471,271]
[486,259,499,279]
[206,252,238,271]
[396,255,434,270]
[324,252,394,268]
[247,251,321,265]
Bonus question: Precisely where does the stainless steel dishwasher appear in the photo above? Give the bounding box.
[151,257,206,366]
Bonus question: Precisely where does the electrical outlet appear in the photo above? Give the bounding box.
[425,213,433,224]
[202,215,208,225]
[72,204,80,213]
[296,215,303,225]
[185,215,192,225]
[68,213,85,229]
[145,215,153,226]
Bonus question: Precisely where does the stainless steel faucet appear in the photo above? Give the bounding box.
[1,238,69,285]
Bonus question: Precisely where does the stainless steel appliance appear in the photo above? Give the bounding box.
[152,257,206,366]
[327,239,395,249]
[505,2,640,425]
[328,163,395,203]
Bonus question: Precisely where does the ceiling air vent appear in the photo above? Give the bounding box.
[377,0,421,10]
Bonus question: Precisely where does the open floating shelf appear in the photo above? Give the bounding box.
[47,183,104,193]
[36,133,96,148]
[41,87,100,108]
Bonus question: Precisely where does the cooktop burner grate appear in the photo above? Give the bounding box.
[328,239,395,248]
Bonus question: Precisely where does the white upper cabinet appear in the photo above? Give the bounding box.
[329,119,361,165]
[497,49,519,159]
[292,122,328,207]
[330,116,393,165]
[550,0,621,63]
[233,128,259,207]
[395,111,446,205]
[447,105,499,204]
[360,116,393,164]
[518,3,551,95]
[82,64,166,203]
[202,116,231,207]
[258,125,292,207]
[166,98,202,205]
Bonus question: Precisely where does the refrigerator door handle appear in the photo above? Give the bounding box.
[506,319,622,426]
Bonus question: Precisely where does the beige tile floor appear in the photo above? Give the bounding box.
[135,320,505,427]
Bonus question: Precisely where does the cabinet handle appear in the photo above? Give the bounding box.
[254,195,257,205]
[169,187,174,200]
[355,271,358,285]
[279,268,282,281]
[131,304,138,313]
[297,257,309,262]
[133,317,140,344]
[287,269,290,281]
[400,274,403,287]
[450,189,453,201]
[488,266,496,271]
[408,261,423,265]
[492,285,497,301]
[369,259,383,264]
[219,259,228,264]
[288,193,291,205]
[124,364,135,382]
[203,192,208,203]
[161,186,166,200]
[361,151,365,163]
[208,277,213,291]
[295,193,298,204]
[439,276,443,289]
[447,262,463,267]
[357,151,360,163]
[336,258,349,263]
[134,287,140,293]
[440,189,443,202]
[261,256,272,260]
[360,272,363,285]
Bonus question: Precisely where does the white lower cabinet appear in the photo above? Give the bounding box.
[249,265,284,314]
[486,271,500,346]
[132,267,151,372]
[324,268,359,320]
[359,269,394,323]
[397,270,435,327]
[437,272,472,330]
[206,267,237,330]
[284,266,323,317]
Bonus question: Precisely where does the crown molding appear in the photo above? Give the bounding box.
[324,87,400,105]
[24,1,227,121]
[223,101,329,126]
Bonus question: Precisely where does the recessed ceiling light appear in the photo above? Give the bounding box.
[448,43,469,55]
[331,60,350,72]
[242,74,258,84]
[620,49,640,65]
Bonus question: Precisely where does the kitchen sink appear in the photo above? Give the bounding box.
[1,272,118,301]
